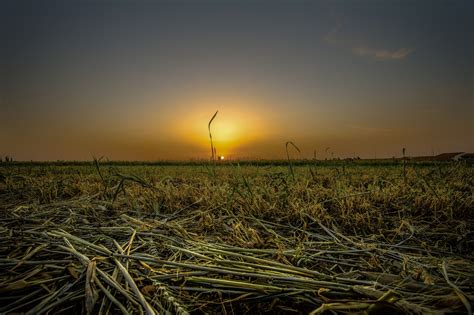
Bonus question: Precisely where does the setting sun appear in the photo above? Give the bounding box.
[173,104,270,158]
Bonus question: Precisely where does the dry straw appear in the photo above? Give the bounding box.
[0,159,473,314]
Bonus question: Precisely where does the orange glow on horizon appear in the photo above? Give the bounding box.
[172,103,270,157]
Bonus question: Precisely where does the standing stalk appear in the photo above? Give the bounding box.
[208,111,219,177]
[286,141,301,180]
[402,147,406,184]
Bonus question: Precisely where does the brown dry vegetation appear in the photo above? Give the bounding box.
[0,162,473,314]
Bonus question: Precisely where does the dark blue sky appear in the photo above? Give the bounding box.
[1,0,473,160]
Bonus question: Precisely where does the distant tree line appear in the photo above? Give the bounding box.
[1,156,14,162]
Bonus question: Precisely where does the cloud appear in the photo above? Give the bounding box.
[352,46,414,60]
[325,23,414,61]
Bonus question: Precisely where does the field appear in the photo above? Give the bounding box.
[0,161,473,314]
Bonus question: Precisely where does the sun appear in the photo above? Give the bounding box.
[177,113,246,152]
[172,103,269,158]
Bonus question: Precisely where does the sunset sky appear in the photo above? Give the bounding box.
[1,0,473,161]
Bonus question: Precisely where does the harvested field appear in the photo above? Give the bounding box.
[0,162,473,314]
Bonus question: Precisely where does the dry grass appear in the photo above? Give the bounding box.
[0,162,473,314]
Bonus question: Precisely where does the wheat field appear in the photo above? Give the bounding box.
[0,161,473,314]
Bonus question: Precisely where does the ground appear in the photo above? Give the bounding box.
[0,161,473,314]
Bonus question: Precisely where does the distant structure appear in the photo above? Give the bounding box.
[434,152,465,161]
[454,153,474,162]
[405,152,473,162]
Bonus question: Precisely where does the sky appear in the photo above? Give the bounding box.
[1,0,473,161]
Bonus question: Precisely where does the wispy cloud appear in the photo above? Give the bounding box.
[325,23,414,61]
[352,46,413,60]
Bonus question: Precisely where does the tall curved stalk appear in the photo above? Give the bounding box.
[208,111,219,176]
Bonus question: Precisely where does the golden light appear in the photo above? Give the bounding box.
[173,103,270,157]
